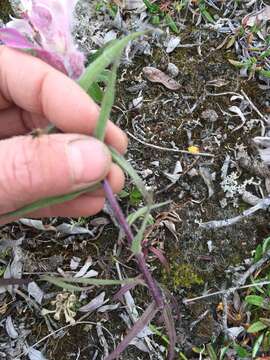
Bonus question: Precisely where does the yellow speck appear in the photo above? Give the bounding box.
[188,146,200,154]
[216,302,224,312]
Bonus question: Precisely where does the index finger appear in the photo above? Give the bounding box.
[0,46,128,153]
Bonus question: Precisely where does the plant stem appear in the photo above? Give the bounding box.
[103,179,164,309]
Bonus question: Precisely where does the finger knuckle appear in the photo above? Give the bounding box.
[4,138,37,196]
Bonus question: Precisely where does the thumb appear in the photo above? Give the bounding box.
[0,133,111,215]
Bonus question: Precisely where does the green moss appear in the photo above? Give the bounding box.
[0,0,13,23]
[163,263,204,289]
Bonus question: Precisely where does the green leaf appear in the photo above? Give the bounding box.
[219,346,229,360]
[0,183,100,220]
[143,0,160,13]
[131,206,151,254]
[262,236,270,253]
[260,69,270,78]
[206,344,217,360]
[252,333,264,358]
[254,244,263,262]
[260,317,270,327]
[127,201,170,225]
[246,295,265,307]
[94,58,119,142]
[79,32,145,92]
[110,147,152,204]
[96,69,112,83]
[151,15,160,25]
[263,330,270,352]
[129,187,143,206]
[228,59,245,68]
[41,278,91,292]
[234,344,251,358]
[247,321,268,333]
[199,1,215,23]
[41,275,136,288]
[165,14,179,33]
[245,295,270,310]
[87,82,104,103]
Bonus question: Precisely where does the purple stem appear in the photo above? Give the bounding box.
[103,179,164,309]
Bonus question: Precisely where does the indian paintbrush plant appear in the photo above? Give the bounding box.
[0,1,176,359]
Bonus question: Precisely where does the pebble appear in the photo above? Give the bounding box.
[167,63,179,78]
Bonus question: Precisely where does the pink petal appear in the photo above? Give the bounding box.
[31,4,53,32]
[35,49,67,74]
[65,51,85,79]
[6,19,33,37]
[0,28,33,48]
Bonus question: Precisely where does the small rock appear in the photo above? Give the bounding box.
[167,63,179,78]
[187,168,198,177]
[201,109,218,122]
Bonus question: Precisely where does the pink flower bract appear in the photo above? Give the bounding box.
[0,0,85,79]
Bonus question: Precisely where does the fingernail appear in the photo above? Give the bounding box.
[67,137,111,185]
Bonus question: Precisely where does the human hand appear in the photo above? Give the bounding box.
[0,46,127,224]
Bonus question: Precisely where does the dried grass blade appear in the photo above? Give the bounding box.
[104,302,159,360]
[163,304,177,360]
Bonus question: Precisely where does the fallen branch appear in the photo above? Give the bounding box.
[200,196,270,229]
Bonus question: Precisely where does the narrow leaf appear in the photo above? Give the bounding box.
[79,32,145,92]
[247,321,268,333]
[110,147,152,204]
[87,82,104,103]
[252,333,264,358]
[245,295,270,310]
[95,59,119,141]
[234,344,250,358]
[0,183,100,220]
[131,207,151,254]
[42,277,91,292]
[127,201,170,225]
[163,304,176,360]
[206,344,217,360]
[104,302,159,360]
[245,295,265,307]
[41,275,135,286]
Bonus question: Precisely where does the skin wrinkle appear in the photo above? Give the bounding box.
[35,69,51,119]
[19,107,36,133]
[0,48,12,109]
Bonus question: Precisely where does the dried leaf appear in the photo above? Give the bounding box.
[5,316,19,339]
[166,36,180,53]
[79,292,106,313]
[28,282,44,305]
[19,219,55,231]
[143,67,181,91]
[104,302,158,360]
[164,161,183,183]
[70,257,81,270]
[242,6,270,27]
[27,348,48,360]
[56,223,94,235]
[199,166,215,198]
[74,256,93,278]
[98,303,120,313]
